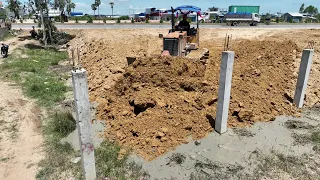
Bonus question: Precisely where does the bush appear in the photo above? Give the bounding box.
[146,19,149,23]
[75,18,79,23]
[160,18,163,23]
[48,112,76,138]
[87,16,93,23]
[54,16,60,22]
[19,19,23,23]
[103,18,107,23]
[131,18,134,23]
[119,16,129,20]
[276,17,280,23]
[116,18,120,23]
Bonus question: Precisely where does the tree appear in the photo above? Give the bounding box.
[303,5,318,15]
[70,2,76,13]
[95,0,101,19]
[7,0,22,19]
[109,1,114,17]
[91,4,97,16]
[52,0,67,23]
[299,3,305,13]
[66,0,72,16]
[8,0,57,47]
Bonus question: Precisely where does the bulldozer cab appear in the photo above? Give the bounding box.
[160,5,202,57]
[174,6,201,46]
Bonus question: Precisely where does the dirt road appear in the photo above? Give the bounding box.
[0,36,44,180]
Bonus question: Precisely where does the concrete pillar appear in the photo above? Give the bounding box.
[215,51,235,134]
[293,49,314,108]
[72,69,96,180]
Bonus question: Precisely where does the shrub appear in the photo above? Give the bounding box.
[103,18,107,23]
[75,18,79,23]
[116,18,120,23]
[146,19,149,23]
[87,16,93,23]
[160,18,163,23]
[131,18,134,23]
[119,16,129,20]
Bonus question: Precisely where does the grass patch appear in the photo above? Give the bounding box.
[45,111,76,138]
[0,48,68,107]
[166,153,186,166]
[190,157,244,179]
[36,111,82,180]
[292,125,320,147]
[95,141,149,179]
[0,157,10,162]
[284,120,315,130]
[1,45,149,179]
[233,128,256,138]
[246,150,320,180]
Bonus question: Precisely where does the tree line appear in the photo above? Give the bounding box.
[91,1,115,17]
[299,3,319,14]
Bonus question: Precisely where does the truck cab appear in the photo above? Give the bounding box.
[252,13,261,23]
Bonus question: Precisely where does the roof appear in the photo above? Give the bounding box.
[174,5,201,13]
[286,12,303,17]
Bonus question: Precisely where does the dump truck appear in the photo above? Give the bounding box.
[225,12,260,26]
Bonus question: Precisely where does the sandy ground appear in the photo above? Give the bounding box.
[68,28,320,161]
[0,36,44,180]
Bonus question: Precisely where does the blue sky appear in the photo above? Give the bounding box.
[15,0,320,15]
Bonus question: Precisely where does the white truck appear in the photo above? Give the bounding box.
[225,13,260,26]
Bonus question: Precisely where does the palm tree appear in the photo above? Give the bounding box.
[70,2,76,13]
[95,0,101,17]
[109,2,114,17]
[91,4,97,16]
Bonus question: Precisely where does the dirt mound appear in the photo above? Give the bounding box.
[93,40,300,160]
[228,40,300,124]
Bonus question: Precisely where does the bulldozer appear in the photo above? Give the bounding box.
[159,5,209,62]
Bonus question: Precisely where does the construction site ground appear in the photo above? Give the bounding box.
[67,28,320,178]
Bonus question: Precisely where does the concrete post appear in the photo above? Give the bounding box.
[215,51,235,134]
[72,69,96,180]
[293,49,314,108]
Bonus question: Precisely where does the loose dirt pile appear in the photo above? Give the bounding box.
[91,39,300,160]
[67,29,320,160]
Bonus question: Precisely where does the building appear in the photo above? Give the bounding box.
[282,12,303,22]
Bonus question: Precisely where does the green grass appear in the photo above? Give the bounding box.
[36,111,82,180]
[95,141,149,179]
[1,46,148,179]
[1,48,68,107]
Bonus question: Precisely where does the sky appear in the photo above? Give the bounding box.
[10,0,320,15]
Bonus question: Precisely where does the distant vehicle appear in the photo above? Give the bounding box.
[225,13,261,26]
[228,5,260,14]
[134,13,145,22]
[199,11,224,23]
